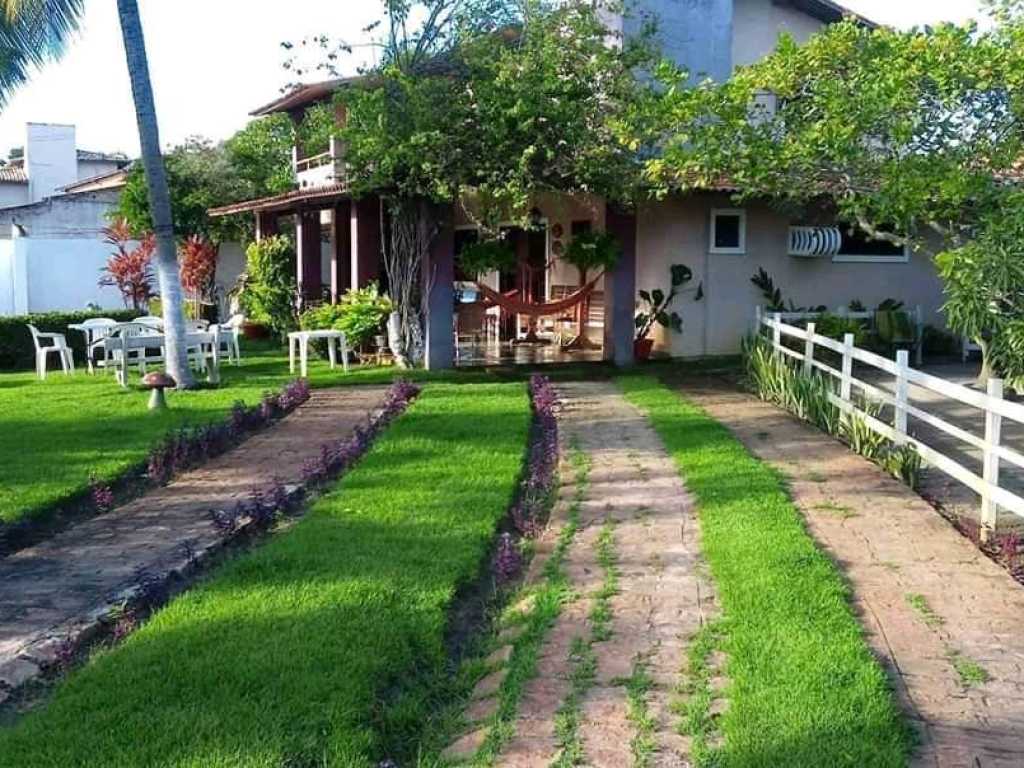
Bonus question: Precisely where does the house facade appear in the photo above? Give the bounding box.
[210,0,948,367]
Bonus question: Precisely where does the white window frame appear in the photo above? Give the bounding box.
[709,208,747,255]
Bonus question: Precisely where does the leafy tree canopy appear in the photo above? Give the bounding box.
[647,9,1024,384]
[335,0,660,232]
[114,119,294,244]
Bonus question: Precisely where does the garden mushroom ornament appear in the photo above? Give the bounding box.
[142,372,176,410]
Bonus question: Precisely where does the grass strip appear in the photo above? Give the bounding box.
[674,623,723,766]
[618,374,912,768]
[0,382,530,768]
[470,445,591,765]
[552,516,619,767]
[622,660,656,768]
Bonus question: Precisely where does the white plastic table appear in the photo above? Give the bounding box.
[102,328,223,387]
[288,330,349,378]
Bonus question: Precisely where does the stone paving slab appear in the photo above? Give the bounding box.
[679,375,1024,768]
[0,385,389,699]
[495,381,714,768]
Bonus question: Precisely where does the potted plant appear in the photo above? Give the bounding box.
[634,264,693,360]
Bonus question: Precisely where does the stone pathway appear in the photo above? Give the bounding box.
[0,385,389,702]
[678,375,1024,768]
[494,381,716,767]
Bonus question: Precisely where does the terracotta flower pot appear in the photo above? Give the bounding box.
[634,337,654,361]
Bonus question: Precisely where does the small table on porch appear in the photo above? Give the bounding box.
[288,330,349,378]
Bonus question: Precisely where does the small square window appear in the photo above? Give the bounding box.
[710,209,746,254]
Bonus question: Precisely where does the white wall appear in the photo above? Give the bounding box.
[731,0,825,68]
[24,123,78,204]
[16,238,125,313]
[0,182,28,209]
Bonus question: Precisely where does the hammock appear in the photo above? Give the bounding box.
[473,274,603,318]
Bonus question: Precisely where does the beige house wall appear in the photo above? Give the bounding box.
[636,193,947,358]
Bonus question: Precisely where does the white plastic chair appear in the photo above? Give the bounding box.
[77,318,117,373]
[132,315,164,330]
[27,324,75,380]
[221,313,244,365]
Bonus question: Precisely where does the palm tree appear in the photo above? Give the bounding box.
[1,0,196,387]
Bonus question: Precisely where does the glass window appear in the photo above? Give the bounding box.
[710,209,746,254]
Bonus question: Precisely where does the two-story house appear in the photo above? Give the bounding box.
[209,0,947,369]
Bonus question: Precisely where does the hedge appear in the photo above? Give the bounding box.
[0,310,138,371]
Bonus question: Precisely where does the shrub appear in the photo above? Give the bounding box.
[98,220,155,311]
[743,334,922,489]
[0,309,138,371]
[299,282,393,349]
[240,235,297,338]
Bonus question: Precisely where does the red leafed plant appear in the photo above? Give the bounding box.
[178,235,219,304]
[99,219,155,310]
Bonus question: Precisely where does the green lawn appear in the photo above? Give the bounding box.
[619,375,911,768]
[0,381,530,767]
[0,345,466,526]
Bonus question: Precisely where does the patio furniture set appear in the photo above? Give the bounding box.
[28,315,245,386]
[27,316,353,384]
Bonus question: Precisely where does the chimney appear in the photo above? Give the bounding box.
[24,123,78,203]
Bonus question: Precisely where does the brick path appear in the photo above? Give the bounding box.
[495,381,715,767]
[0,385,389,701]
[678,375,1024,768]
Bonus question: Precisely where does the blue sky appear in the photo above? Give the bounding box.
[0,0,989,159]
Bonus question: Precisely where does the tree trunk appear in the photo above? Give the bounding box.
[976,337,996,388]
[116,0,195,388]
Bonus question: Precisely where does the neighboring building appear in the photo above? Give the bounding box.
[0,123,133,315]
[210,0,947,368]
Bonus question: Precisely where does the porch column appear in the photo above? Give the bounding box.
[350,196,381,289]
[330,201,352,302]
[295,210,323,305]
[255,210,278,242]
[423,203,456,370]
[604,204,637,367]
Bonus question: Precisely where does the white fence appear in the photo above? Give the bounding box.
[756,310,1024,538]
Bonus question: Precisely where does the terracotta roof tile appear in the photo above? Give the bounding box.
[0,166,27,183]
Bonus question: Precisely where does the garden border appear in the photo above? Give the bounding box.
[0,380,420,713]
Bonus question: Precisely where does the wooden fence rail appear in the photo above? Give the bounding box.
[756,309,1024,539]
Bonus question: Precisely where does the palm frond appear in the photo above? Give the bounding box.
[0,0,84,107]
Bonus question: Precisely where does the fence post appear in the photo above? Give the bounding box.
[981,378,1004,542]
[772,312,782,353]
[754,304,763,336]
[914,305,924,367]
[803,322,816,376]
[840,333,854,404]
[894,349,909,444]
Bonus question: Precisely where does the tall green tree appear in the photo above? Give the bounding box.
[648,10,1024,385]
[0,0,196,386]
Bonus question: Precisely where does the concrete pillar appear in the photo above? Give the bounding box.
[604,204,637,367]
[423,203,455,370]
[295,210,323,304]
[330,201,352,302]
[350,196,381,289]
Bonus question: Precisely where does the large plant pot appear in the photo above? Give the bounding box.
[242,322,270,340]
[633,338,655,361]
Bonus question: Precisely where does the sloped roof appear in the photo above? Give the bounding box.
[0,166,27,183]
[793,0,877,27]
[208,182,350,217]
[250,76,368,116]
[61,167,130,194]
[76,149,129,164]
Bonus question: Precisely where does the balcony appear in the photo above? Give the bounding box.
[294,137,346,190]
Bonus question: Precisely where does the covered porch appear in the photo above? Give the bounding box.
[209,191,639,370]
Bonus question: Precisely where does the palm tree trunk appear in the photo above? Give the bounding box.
[116,0,195,388]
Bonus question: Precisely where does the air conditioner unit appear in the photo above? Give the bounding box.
[788,226,842,258]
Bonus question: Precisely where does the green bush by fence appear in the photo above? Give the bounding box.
[0,310,137,371]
